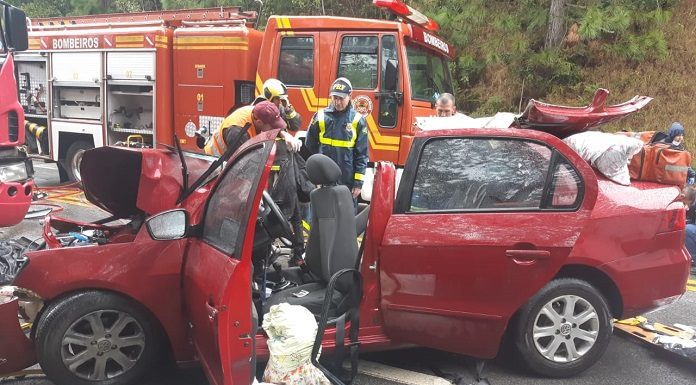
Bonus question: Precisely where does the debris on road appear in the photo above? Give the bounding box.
[615,317,696,361]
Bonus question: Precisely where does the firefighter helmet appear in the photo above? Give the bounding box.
[262,78,288,101]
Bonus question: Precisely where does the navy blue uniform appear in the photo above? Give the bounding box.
[306,104,368,189]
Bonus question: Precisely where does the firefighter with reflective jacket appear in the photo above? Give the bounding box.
[254,79,306,265]
[203,98,301,157]
[253,78,302,133]
[253,79,305,265]
[306,77,368,202]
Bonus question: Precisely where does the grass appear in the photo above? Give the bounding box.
[546,1,696,156]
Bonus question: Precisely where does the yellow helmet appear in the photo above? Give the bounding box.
[262,78,288,101]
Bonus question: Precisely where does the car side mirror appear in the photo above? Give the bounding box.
[146,209,189,240]
[383,59,398,92]
[3,5,28,52]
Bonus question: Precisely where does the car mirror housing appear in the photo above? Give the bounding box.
[146,209,189,240]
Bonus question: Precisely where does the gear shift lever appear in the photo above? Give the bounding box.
[272,262,293,291]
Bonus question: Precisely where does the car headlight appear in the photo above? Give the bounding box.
[0,162,29,183]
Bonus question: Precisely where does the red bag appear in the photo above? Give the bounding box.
[629,143,692,186]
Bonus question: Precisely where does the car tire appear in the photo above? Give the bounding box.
[62,140,93,183]
[35,291,160,385]
[513,278,612,378]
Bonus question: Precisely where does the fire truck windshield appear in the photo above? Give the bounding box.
[406,44,453,102]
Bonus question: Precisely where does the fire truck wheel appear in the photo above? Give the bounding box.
[63,141,94,182]
[513,278,612,378]
[35,290,161,385]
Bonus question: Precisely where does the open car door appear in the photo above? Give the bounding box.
[182,131,277,385]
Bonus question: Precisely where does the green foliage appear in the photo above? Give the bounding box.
[474,95,506,117]
[69,0,107,15]
[7,0,72,17]
[524,50,581,96]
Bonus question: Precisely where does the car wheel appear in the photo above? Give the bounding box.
[513,278,612,378]
[35,291,159,385]
[62,141,93,183]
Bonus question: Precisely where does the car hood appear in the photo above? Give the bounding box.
[81,146,211,218]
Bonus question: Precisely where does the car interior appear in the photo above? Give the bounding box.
[251,154,368,322]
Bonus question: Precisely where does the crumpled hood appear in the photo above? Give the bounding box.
[0,241,28,285]
[81,146,211,218]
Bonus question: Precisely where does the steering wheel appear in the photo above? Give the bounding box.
[259,191,295,247]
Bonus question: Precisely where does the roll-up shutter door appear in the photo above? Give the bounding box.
[52,52,101,82]
[107,52,155,80]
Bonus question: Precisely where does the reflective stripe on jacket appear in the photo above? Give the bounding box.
[306,104,368,188]
[204,105,257,156]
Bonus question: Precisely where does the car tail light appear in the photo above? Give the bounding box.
[658,207,686,233]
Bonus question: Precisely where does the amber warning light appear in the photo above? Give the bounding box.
[373,0,440,32]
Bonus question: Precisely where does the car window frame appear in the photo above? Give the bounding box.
[394,135,585,214]
[200,141,270,257]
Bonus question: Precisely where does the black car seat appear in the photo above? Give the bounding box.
[263,154,359,317]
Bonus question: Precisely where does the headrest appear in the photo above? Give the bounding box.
[306,154,341,185]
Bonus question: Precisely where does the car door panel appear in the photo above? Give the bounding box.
[183,131,277,385]
[380,132,596,359]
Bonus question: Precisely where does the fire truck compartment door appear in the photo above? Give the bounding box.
[107,52,155,81]
[52,52,101,83]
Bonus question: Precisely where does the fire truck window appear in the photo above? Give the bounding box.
[203,145,266,257]
[378,35,398,128]
[409,138,551,212]
[278,37,314,87]
[406,45,453,102]
[338,35,378,90]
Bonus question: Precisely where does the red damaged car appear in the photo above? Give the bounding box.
[0,121,690,385]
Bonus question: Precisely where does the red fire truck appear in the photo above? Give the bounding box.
[15,0,453,184]
[0,1,31,227]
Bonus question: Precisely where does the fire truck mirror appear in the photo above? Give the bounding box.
[384,59,398,92]
[2,3,28,52]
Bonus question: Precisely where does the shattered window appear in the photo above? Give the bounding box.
[409,138,552,211]
[203,145,266,256]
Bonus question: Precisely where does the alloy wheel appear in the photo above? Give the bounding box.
[531,294,599,363]
[60,309,146,380]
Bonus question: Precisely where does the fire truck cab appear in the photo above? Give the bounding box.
[0,1,32,227]
[15,0,454,184]
[257,1,455,168]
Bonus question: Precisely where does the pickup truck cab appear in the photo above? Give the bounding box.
[0,124,689,385]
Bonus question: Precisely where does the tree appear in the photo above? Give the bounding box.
[544,0,566,49]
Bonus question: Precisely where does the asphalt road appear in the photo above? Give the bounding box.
[1,160,695,385]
